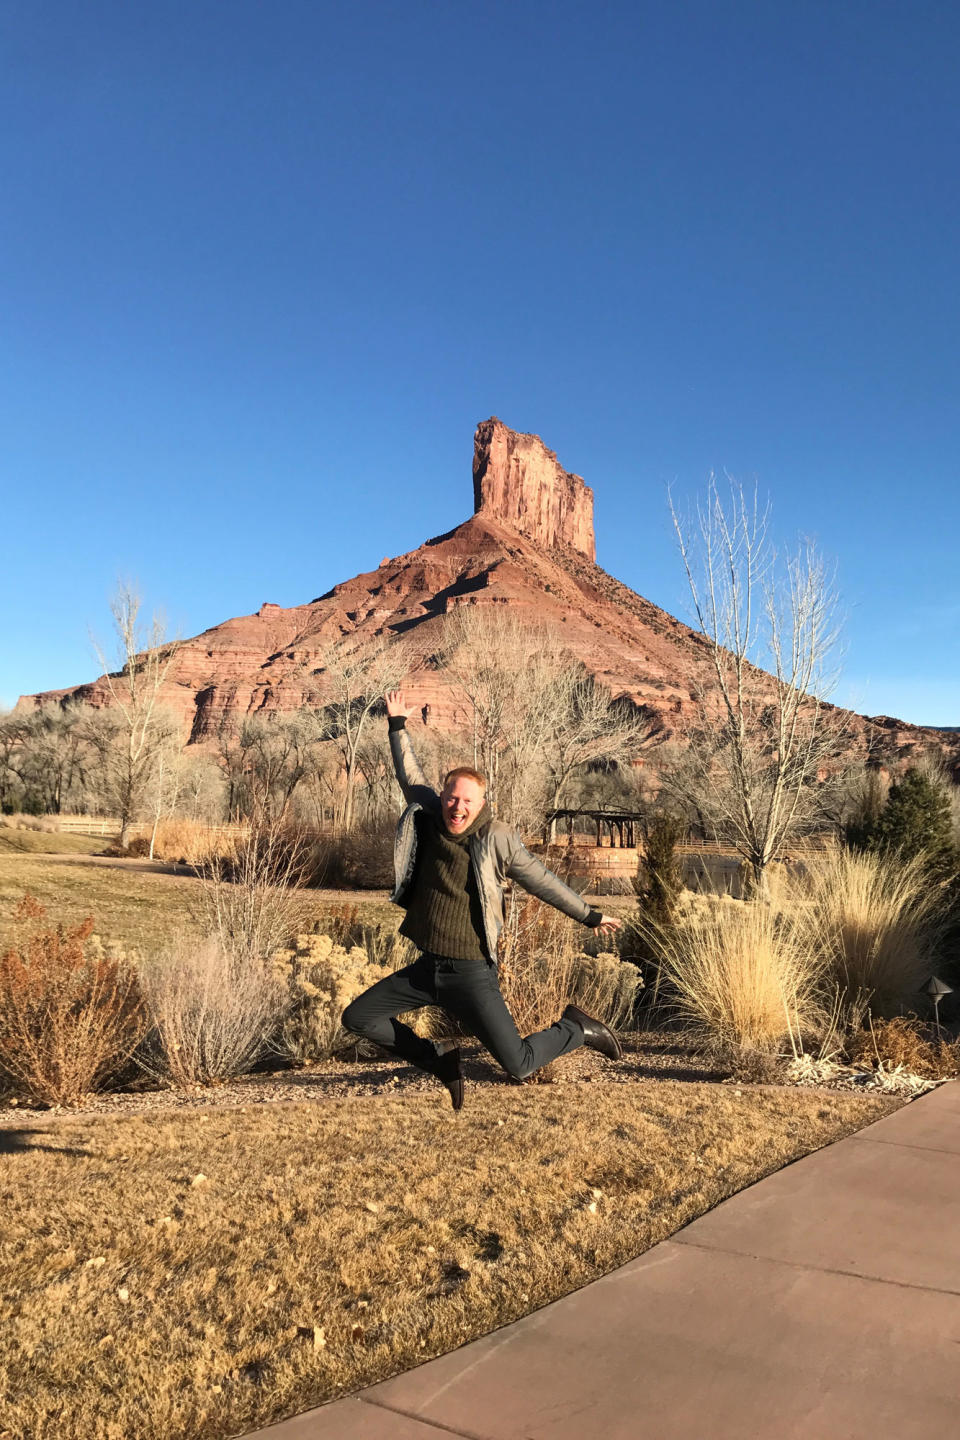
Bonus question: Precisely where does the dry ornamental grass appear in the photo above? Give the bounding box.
[0,1082,899,1440]
[638,894,824,1054]
[791,849,948,1014]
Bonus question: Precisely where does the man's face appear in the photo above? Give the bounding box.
[440,776,486,835]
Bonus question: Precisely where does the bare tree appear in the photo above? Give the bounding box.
[540,669,650,836]
[314,639,409,831]
[441,607,647,832]
[178,748,229,823]
[218,710,326,822]
[668,475,849,896]
[146,722,191,858]
[0,710,31,811]
[91,582,181,847]
[440,607,558,826]
[20,703,89,813]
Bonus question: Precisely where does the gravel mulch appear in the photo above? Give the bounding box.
[5,1026,934,1128]
[0,1031,728,1127]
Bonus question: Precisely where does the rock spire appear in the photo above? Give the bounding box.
[472,417,596,562]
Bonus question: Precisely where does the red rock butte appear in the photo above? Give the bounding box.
[20,417,959,773]
[472,417,596,562]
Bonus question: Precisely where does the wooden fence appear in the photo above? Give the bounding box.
[55,817,251,846]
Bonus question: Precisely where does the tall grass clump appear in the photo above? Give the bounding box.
[142,817,242,866]
[0,894,146,1105]
[138,938,288,1086]
[792,849,948,1016]
[641,896,823,1054]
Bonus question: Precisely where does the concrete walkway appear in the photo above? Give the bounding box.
[246,1083,960,1439]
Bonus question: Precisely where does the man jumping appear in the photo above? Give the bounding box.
[342,690,624,1109]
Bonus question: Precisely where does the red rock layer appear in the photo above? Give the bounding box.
[19,419,959,776]
[473,417,595,562]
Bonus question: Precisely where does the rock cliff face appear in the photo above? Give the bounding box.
[19,417,959,777]
[473,417,595,562]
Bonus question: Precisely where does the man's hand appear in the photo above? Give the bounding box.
[385,689,411,719]
[595,914,622,935]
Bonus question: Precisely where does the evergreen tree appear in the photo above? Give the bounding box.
[843,768,886,853]
[849,767,957,880]
[636,813,685,928]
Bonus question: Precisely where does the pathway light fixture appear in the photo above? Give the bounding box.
[923,975,953,1040]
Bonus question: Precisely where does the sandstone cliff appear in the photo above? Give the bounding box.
[472,417,595,561]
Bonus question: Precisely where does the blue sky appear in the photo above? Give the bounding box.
[2,0,957,724]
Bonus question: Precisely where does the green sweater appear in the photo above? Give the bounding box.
[399,806,492,961]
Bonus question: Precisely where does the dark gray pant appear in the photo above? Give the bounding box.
[341,951,584,1081]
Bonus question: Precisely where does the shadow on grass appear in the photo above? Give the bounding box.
[0,1127,92,1157]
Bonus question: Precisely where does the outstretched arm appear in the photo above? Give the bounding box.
[506,841,622,933]
[385,690,437,806]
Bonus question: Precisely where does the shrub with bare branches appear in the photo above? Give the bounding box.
[499,891,642,1050]
[0,895,146,1105]
[307,820,395,888]
[138,938,288,1087]
[194,811,313,963]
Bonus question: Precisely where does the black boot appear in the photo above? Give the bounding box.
[563,1004,623,1061]
[436,1046,464,1111]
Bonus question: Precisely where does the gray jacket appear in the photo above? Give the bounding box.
[388,721,598,961]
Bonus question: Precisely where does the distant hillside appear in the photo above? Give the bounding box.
[20,417,960,779]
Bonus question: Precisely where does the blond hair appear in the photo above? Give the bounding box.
[442,766,488,792]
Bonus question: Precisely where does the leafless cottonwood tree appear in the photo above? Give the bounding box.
[441,607,565,826]
[669,475,849,897]
[91,582,182,848]
[145,722,217,857]
[315,638,409,831]
[1,703,89,814]
[441,606,647,832]
[540,669,650,836]
[0,710,25,811]
[219,711,327,822]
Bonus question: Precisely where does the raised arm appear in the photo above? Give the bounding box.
[385,690,437,807]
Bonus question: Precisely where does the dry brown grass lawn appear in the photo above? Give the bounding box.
[0,856,206,958]
[1,1082,899,1440]
[0,855,397,958]
[0,830,104,857]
